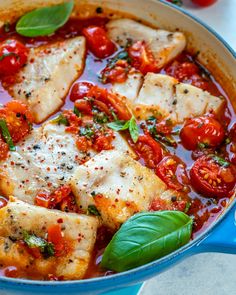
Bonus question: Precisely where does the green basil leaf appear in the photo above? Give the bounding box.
[129,117,139,143]
[16,1,74,37]
[0,119,16,151]
[74,106,82,118]
[212,155,230,168]
[107,120,129,131]
[101,211,193,272]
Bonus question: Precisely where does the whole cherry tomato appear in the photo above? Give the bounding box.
[192,0,217,7]
[180,116,225,150]
[70,81,94,102]
[0,39,28,76]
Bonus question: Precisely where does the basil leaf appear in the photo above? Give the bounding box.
[129,117,139,143]
[51,114,69,126]
[16,1,74,37]
[212,155,230,168]
[87,205,101,216]
[80,126,94,138]
[101,211,193,272]
[23,231,55,258]
[107,120,129,131]
[74,106,81,118]
[0,119,16,151]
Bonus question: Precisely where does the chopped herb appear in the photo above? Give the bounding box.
[87,205,101,216]
[171,126,181,135]
[212,155,230,168]
[51,114,69,126]
[93,111,109,124]
[23,231,55,258]
[107,116,139,143]
[197,142,209,149]
[73,106,81,117]
[184,202,191,213]
[80,126,94,138]
[0,119,16,151]
[168,0,183,6]
[225,138,231,145]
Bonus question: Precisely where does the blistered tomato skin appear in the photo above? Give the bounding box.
[82,26,116,58]
[0,39,28,76]
[190,155,236,198]
[70,82,94,102]
[180,116,225,150]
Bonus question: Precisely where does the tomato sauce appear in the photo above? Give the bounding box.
[0,16,235,280]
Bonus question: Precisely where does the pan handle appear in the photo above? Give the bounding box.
[197,203,236,254]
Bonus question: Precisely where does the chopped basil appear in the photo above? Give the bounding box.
[184,202,191,213]
[51,114,69,126]
[3,22,10,33]
[225,138,231,145]
[107,116,139,143]
[93,111,109,124]
[80,126,94,138]
[23,231,55,258]
[212,155,230,168]
[16,1,74,37]
[73,106,81,117]
[87,205,101,216]
[197,142,209,149]
[0,119,16,151]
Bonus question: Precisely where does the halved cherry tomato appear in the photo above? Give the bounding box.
[156,156,186,191]
[128,41,159,75]
[134,134,163,168]
[87,86,131,120]
[82,26,116,58]
[192,0,217,7]
[180,116,225,150]
[70,82,94,102]
[47,224,65,257]
[74,99,92,115]
[0,100,33,144]
[190,155,236,198]
[0,39,28,77]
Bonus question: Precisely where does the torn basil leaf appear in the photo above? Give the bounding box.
[0,119,16,151]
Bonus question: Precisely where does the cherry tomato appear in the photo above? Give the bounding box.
[0,39,28,76]
[4,266,19,278]
[134,134,163,169]
[190,155,236,198]
[166,61,199,81]
[128,41,159,75]
[74,99,92,115]
[180,116,225,150]
[82,26,116,58]
[156,156,186,191]
[70,82,94,102]
[192,0,217,7]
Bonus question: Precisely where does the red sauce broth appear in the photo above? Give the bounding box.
[0,17,235,280]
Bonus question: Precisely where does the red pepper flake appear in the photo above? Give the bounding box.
[57,218,64,224]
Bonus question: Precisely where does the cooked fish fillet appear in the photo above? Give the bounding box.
[70,150,180,230]
[134,73,224,121]
[111,72,143,103]
[106,18,186,69]
[0,198,98,280]
[7,37,86,123]
[0,122,134,204]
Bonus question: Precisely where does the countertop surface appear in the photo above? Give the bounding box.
[141,1,236,295]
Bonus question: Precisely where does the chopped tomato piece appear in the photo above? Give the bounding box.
[4,266,20,278]
[0,138,9,160]
[101,60,130,84]
[76,136,92,152]
[93,129,114,152]
[180,116,225,150]
[133,134,163,168]
[82,26,116,58]
[192,0,217,7]
[70,81,94,102]
[35,185,72,209]
[190,155,236,198]
[166,61,199,81]
[0,100,33,144]
[63,109,82,133]
[150,196,188,212]
[47,224,65,257]
[0,39,29,77]
[156,156,187,191]
[128,41,159,74]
